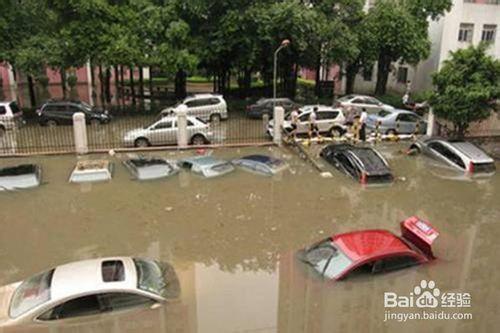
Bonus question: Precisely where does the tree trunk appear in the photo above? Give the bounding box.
[314,56,322,97]
[60,68,67,99]
[105,67,111,103]
[98,65,105,104]
[345,62,359,95]
[243,68,252,97]
[129,66,136,104]
[138,66,144,97]
[27,75,36,108]
[114,66,120,98]
[174,69,187,100]
[148,67,153,95]
[375,54,391,96]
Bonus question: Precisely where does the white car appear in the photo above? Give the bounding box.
[267,105,347,138]
[0,257,179,327]
[124,116,213,147]
[160,94,228,122]
[0,101,25,135]
[336,94,395,116]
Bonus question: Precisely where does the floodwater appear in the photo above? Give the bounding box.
[0,144,498,333]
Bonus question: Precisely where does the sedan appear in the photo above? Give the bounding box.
[179,155,235,178]
[246,98,300,119]
[366,109,427,135]
[0,257,179,327]
[300,216,439,280]
[232,155,288,176]
[335,94,395,115]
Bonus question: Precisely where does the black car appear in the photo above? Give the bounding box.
[37,100,111,126]
[246,98,300,119]
[320,144,394,185]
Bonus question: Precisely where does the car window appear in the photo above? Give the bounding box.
[0,106,6,115]
[153,121,173,130]
[336,153,358,178]
[378,110,391,117]
[381,256,419,272]
[363,98,379,105]
[209,98,220,105]
[67,105,82,114]
[99,293,154,312]
[10,269,54,318]
[9,102,21,114]
[318,111,339,120]
[397,113,418,122]
[298,113,310,122]
[44,104,66,112]
[134,259,168,298]
[351,98,365,104]
[187,120,194,127]
[309,243,353,280]
[38,295,101,321]
[185,100,198,108]
[428,142,466,168]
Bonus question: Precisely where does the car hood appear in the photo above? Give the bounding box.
[0,282,20,326]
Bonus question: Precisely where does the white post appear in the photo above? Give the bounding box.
[273,106,284,145]
[176,105,188,148]
[427,108,435,136]
[73,112,88,154]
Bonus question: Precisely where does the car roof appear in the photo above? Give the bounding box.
[324,144,389,174]
[333,230,413,263]
[449,141,493,162]
[238,154,283,165]
[182,155,226,166]
[50,257,137,301]
[186,93,221,100]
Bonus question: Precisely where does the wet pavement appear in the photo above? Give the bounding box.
[0,144,499,332]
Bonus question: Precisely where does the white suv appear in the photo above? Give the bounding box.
[160,94,228,122]
[0,101,24,135]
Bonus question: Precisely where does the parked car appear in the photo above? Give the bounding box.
[0,257,180,327]
[232,155,288,176]
[124,116,213,147]
[246,98,300,119]
[0,164,41,191]
[123,157,179,180]
[335,94,395,115]
[320,144,394,185]
[408,137,496,176]
[37,100,111,126]
[366,109,427,135]
[69,160,113,183]
[299,216,439,280]
[160,94,228,122]
[267,105,347,138]
[179,155,234,178]
[0,101,25,135]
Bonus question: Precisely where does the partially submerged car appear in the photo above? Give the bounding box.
[0,164,41,191]
[232,155,288,176]
[179,155,234,178]
[300,216,439,280]
[365,109,427,135]
[0,257,180,327]
[69,160,113,183]
[123,157,179,180]
[320,144,394,184]
[408,137,496,176]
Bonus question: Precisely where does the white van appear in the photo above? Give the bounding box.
[160,94,228,122]
[0,101,24,135]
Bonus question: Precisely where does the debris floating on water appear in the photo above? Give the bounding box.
[320,172,333,178]
[164,206,173,212]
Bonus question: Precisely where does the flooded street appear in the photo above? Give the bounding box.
[0,144,498,332]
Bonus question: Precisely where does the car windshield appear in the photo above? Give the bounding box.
[305,241,353,279]
[9,101,21,114]
[378,110,391,117]
[9,269,54,318]
[134,258,167,298]
[211,162,233,172]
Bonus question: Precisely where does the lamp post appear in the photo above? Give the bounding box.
[273,39,290,109]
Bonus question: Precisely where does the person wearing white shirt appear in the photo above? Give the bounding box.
[308,107,319,139]
[359,110,367,142]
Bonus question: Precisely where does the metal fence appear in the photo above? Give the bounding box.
[0,104,273,156]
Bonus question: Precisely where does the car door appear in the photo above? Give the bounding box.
[317,110,340,132]
[396,113,419,134]
[427,142,466,170]
[186,99,210,121]
[296,112,310,134]
[148,120,176,145]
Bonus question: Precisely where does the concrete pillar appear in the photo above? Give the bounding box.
[73,112,88,154]
[176,105,188,148]
[273,106,285,145]
[427,108,435,136]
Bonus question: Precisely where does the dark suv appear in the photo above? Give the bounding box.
[37,100,111,126]
[246,98,300,119]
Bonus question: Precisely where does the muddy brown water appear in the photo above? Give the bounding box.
[0,144,498,333]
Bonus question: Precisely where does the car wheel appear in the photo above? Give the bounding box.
[210,114,221,123]
[46,120,58,127]
[134,138,150,148]
[387,129,397,135]
[90,119,101,126]
[191,134,206,145]
[329,127,343,138]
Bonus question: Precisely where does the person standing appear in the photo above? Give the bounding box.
[308,106,320,139]
[359,109,367,142]
[290,108,299,139]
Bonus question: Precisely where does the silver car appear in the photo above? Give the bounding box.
[0,164,41,191]
[336,94,395,115]
[366,109,427,135]
[0,257,180,327]
[409,137,496,176]
[123,157,179,180]
[160,94,228,122]
[124,116,213,147]
[232,155,288,176]
[179,155,235,178]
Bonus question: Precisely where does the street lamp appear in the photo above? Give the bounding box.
[273,39,291,108]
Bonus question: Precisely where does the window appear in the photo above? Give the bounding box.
[397,67,408,84]
[362,66,373,81]
[304,241,354,280]
[481,24,497,43]
[0,106,6,115]
[10,270,54,318]
[380,256,419,272]
[458,23,474,42]
[209,98,221,105]
[351,98,364,104]
[317,111,339,120]
[428,142,466,169]
[187,120,194,127]
[102,260,125,282]
[44,105,66,112]
[396,113,419,122]
[39,295,101,320]
[134,259,168,297]
[9,102,21,114]
[99,293,153,312]
[153,121,173,130]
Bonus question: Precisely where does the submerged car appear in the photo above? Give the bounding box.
[320,144,394,184]
[0,257,180,327]
[0,164,41,191]
[123,157,179,180]
[232,155,288,176]
[300,216,439,280]
[365,109,427,135]
[409,137,496,176]
[179,155,234,178]
[69,160,113,183]
[123,116,213,147]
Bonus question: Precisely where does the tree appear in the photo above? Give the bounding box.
[430,43,500,137]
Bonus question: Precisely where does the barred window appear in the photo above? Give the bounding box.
[458,23,474,42]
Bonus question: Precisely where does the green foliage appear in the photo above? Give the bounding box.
[431,43,500,136]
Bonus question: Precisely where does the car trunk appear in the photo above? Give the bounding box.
[400,217,439,259]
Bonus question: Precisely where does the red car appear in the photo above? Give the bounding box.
[301,216,439,280]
